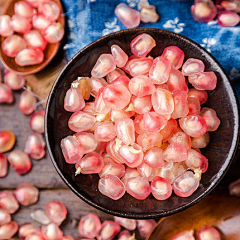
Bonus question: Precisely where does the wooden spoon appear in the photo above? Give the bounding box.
[0,0,65,75]
[148,195,240,240]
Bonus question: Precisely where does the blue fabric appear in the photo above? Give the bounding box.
[61,0,240,97]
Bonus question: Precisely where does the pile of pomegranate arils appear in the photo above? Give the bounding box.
[61,33,221,201]
[0,0,64,66]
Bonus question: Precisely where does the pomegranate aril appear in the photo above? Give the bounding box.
[43,22,64,43]
[15,48,44,66]
[115,3,140,28]
[14,1,34,19]
[151,176,172,200]
[188,97,201,115]
[0,154,8,177]
[172,230,195,240]
[4,71,25,90]
[200,107,221,132]
[10,15,31,33]
[14,183,39,206]
[73,77,91,100]
[144,147,164,168]
[106,138,125,164]
[99,162,125,178]
[0,191,19,214]
[137,219,157,238]
[171,90,189,119]
[0,15,13,37]
[111,45,128,68]
[79,213,101,239]
[196,226,221,240]
[168,130,192,150]
[160,118,178,142]
[112,75,130,89]
[74,132,97,153]
[89,77,108,97]
[24,30,47,51]
[0,207,11,225]
[143,111,168,132]
[114,217,136,231]
[19,91,36,115]
[0,84,13,103]
[128,58,153,77]
[0,221,18,239]
[186,149,208,173]
[94,121,116,142]
[32,14,51,30]
[132,95,151,114]
[30,209,51,225]
[134,115,145,134]
[192,132,210,148]
[26,232,45,240]
[188,72,217,90]
[8,150,31,175]
[162,143,187,162]
[107,69,127,84]
[64,87,85,112]
[38,1,60,21]
[229,178,240,197]
[140,4,159,23]
[137,132,163,151]
[19,223,40,238]
[46,201,67,226]
[182,58,205,76]
[137,162,159,181]
[0,130,15,153]
[162,46,184,69]
[217,0,240,13]
[125,176,151,200]
[97,220,121,240]
[188,88,208,105]
[168,69,188,92]
[121,167,140,184]
[29,110,45,133]
[118,230,135,240]
[41,223,63,240]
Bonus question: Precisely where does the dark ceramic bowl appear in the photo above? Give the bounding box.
[45,28,239,219]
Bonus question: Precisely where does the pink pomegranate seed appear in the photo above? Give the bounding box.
[29,110,45,133]
[41,223,63,240]
[125,176,151,200]
[30,209,51,225]
[179,114,207,137]
[114,217,136,231]
[94,88,111,114]
[151,176,172,200]
[24,133,46,160]
[10,15,31,33]
[118,230,135,240]
[13,183,39,206]
[137,132,163,151]
[130,33,156,58]
[24,30,47,51]
[149,56,171,84]
[128,58,153,77]
[200,107,221,131]
[74,132,97,153]
[97,220,121,240]
[218,10,240,26]
[197,226,221,240]
[168,130,192,150]
[140,2,159,23]
[137,162,160,181]
[63,236,74,240]
[99,162,125,178]
[32,14,51,31]
[172,230,195,240]
[19,223,40,238]
[110,109,129,122]
[171,90,189,119]
[137,220,157,238]
[107,68,126,83]
[134,115,145,134]
[122,55,139,74]
[2,35,27,58]
[186,149,208,173]
[18,91,36,115]
[38,1,60,21]
[75,152,104,175]
[160,118,178,142]
[151,88,174,115]
[167,69,188,92]
[0,207,11,225]
[106,138,125,164]
[15,48,44,66]
[112,76,130,89]
[173,171,200,197]
[189,72,217,90]
[217,0,240,12]
[26,232,45,240]
[68,111,96,132]
[111,45,128,68]
[229,178,240,197]
[0,191,19,214]
[8,150,31,175]
[115,3,140,28]
[144,147,164,168]
[121,167,140,184]
[143,111,168,132]
[0,130,15,153]
[64,87,85,112]
[15,1,34,19]
[95,121,116,142]
[83,101,95,113]
[163,143,188,162]
[192,132,210,148]
[182,58,205,76]
[0,15,13,37]
[0,221,18,239]
[61,136,84,164]
[132,95,151,114]
[43,22,64,43]
[78,213,101,238]
[191,0,217,22]
[102,84,131,110]
[89,77,108,98]
[188,97,201,115]
[4,71,25,90]
[0,154,7,177]
[162,46,184,69]
[188,88,208,104]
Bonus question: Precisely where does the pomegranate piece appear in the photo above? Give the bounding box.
[216,0,240,13]
[140,4,159,23]
[64,87,85,112]
[144,147,164,168]
[18,91,36,115]
[143,111,168,132]
[151,176,172,200]
[186,149,208,173]
[229,178,240,197]
[95,88,111,114]
[41,223,63,240]
[43,22,64,43]
[61,136,84,164]
[114,217,136,231]
[10,15,31,33]
[8,150,31,175]
[4,71,25,90]
[0,191,19,214]
[24,30,47,51]
[102,84,131,110]
[168,130,192,150]
[196,226,221,240]
[0,154,8,177]
[19,223,40,238]
[192,132,210,148]
[68,111,96,132]
[111,45,128,68]
[179,114,207,137]
[79,213,101,238]
[29,110,45,133]
[115,3,140,28]
[188,97,201,115]
[99,162,125,178]
[163,143,187,162]
[2,35,27,58]
[121,167,140,184]
[107,69,127,83]
[137,132,163,151]
[160,118,178,142]
[162,46,184,69]
[45,201,67,226]
[189,72,217,90]
[0,130,15,153]
[14,1,34,19]
[125,176,151,200]
[0,15,13,37]
[171,90,189,119]
[74,132,97,153]
[0,221,18,239]
[110,109,130,122]
[38,1,60,21]
[106,138,126,164]
[95,121,116,142]
[132,95,152,114]
[75,152,104,175]
[26,232,45,240]
[200,107,221,131]
[0,84,14,103]
[75,77,91,100]
[172,230,195,240]
[137,162,159,181]
[89,77,108,97]
[134,115,145,134]
[137,219,157,238]
[15,48,44,66]
[182,58,205,76]
[30,209,51,225]
[128,58,153,77]
[191,0,217,22]
[168,69,188,92]
[118,230,135,240]
[0,207,11,225]
[112,75,130,89]
[32,14,51,31]
[188,88,208,104]
[151,88,174,115]
[173,171,200,197]
[24,133,46,160]
[97,220,121,240]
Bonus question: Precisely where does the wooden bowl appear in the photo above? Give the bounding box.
[45,28,240,219]
[0,0,65,75]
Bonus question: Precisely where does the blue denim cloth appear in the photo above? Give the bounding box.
[61,0,240,98]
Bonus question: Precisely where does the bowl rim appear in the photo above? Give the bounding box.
[45,27,240,219]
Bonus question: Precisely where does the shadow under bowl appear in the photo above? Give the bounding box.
[45,28,240,219]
